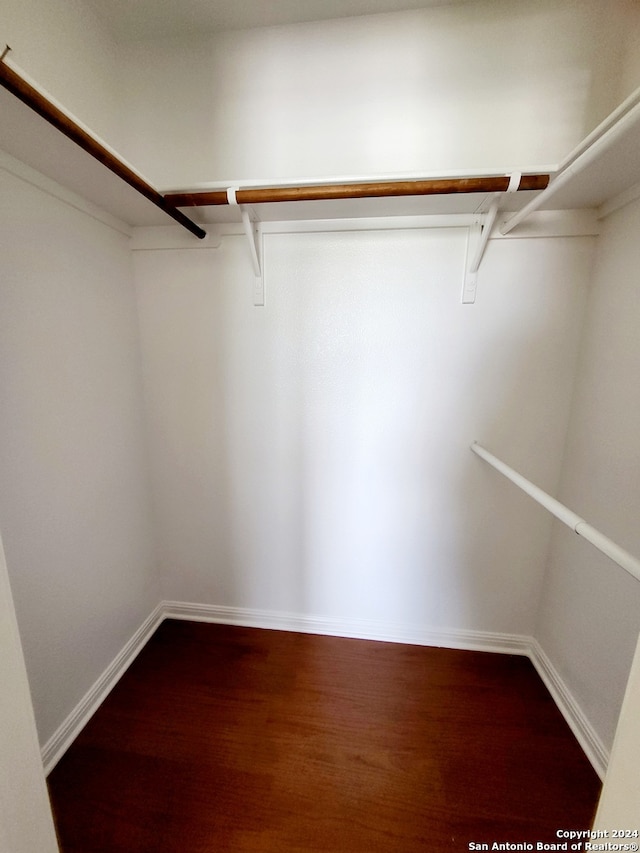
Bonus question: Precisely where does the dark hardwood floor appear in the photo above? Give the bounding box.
[47,620,601,852]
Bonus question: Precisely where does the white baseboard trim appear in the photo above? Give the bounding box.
[529,638,609,781]
[41,604,165,775]
[162,600,531,656]
[41,599,608,783]
[165,602,608,779]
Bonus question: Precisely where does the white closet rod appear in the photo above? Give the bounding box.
[557,84,640,173]
[501,88,640,235]
[471,442,640,583]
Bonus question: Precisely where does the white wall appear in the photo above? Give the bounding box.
[2,0,122,145]
[0,161,159,746]
[134,225,593,634]
[2,0,638,776]
[594,631,640,826]
[619,0,640,101]
[117,0,630,189]
[536,197,640,752]
[0,532,59,853]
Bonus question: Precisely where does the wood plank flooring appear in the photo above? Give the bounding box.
[47,620,601,852]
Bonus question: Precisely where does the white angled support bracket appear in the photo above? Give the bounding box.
[462,173,520,303]
[227,187,264,305]
[462,218,482,304]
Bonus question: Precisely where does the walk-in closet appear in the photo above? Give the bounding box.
[2,0,640,849]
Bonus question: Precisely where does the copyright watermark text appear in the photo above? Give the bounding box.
[468,831,639,852]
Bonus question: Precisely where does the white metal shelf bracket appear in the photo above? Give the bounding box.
[227,187,264,305]
[462,218,482,304]
[462,174,520,303]
[462,195,500,304]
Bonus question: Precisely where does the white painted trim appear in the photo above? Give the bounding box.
[0,532,60,851]
[259,214,477,235]
[162,600,531,655]
[40,599,607,783]
[257,211,597,237]
[593,631,640,826]
[0,148,132,238]
[130,209,599,252]
[529,638,609,781]
[598,180,640,220]
[130,216,478,249]
[41,604,165,774]
[493,209,600,239]
[164,601,607,779]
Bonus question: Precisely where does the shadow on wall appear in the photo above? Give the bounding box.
[167,226,594,633]
[118,1,617,187]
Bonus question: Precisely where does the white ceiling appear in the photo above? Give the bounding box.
[85,0,470,42]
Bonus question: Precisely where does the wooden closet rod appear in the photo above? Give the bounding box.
[0,58,206,239]
[165,174,549,207]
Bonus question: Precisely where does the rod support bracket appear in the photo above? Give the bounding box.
[227,187,264,304]
[462,219,482,304]
[462,191,504,303]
